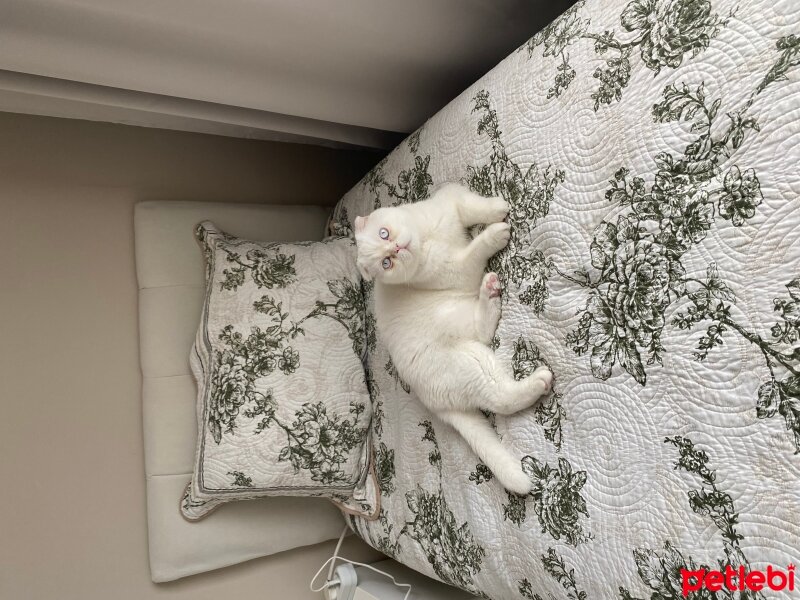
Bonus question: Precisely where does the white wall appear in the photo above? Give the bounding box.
[0,113,384,600]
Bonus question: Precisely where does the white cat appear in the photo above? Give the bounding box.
[354,183,552,495]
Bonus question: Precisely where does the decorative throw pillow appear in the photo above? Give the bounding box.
[181,221,372,520]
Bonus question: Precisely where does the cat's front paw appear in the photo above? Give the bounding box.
[484,222,511,252]
[486,197,510,223]
[532,366,553,394]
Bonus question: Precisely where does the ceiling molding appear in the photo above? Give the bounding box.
[0,70,403,150]
[0,0,579,147]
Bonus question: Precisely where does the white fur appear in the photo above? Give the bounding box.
[355,183,552,495]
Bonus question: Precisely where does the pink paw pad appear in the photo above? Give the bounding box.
[485,273,501,298]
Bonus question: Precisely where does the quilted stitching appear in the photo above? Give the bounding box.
[331,0,800,597]
[181,222,371,520]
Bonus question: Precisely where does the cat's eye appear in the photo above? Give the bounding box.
[378,227,390,240]
[382,257,393,270]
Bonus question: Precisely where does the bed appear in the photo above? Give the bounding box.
[331,0,800,598]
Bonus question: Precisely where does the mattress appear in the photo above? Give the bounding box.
[331,0,800,598]
[135,201,347,582]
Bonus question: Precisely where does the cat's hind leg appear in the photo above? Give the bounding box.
[487,367,552,415]
[438,410,532,495]
[462,342,552,415]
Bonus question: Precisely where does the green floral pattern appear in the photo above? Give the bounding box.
[359,509,403,558]
[397,423,486,594]
[228,471,253,488]
[376,441,396,495]
[563,40,800,450]
[619,437,760,599]
[272,401,366,484]
[216,242,297,292]
[364,131,433,209]
[520,548,587,600]
[519,457,590,546]
[401,485,486,594]
[206,298,301,443]
[305,278,375,358]
[183,224,371,520]
[332,0,800,597]
[512,337,566,449]
[467,90,564,314]
[523,0,731,109]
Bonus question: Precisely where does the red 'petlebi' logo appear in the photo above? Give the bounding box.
[681,564,795,596]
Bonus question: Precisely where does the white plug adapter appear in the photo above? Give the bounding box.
[324,563,358,600]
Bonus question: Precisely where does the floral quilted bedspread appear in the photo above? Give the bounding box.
[330,0,800,597]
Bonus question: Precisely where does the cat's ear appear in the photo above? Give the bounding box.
[354,215,367,234]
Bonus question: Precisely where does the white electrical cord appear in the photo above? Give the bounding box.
[328,526,348,581]
[310,526,412,600]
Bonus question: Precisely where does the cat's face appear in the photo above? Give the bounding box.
[354,207,419,284]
